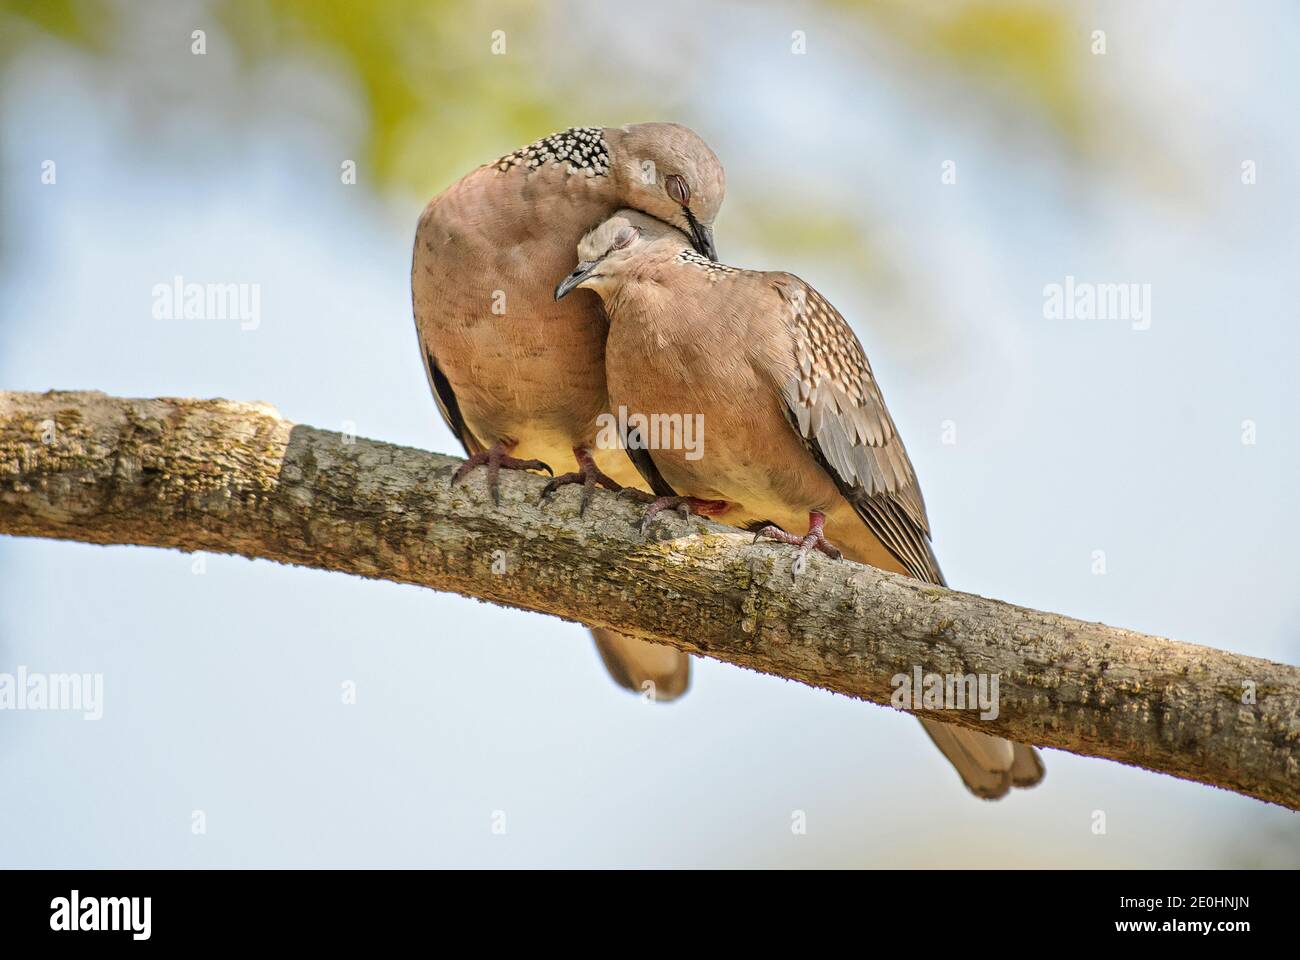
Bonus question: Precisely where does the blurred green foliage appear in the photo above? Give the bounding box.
[855,0,1089,142]
[1,0,1104,198]
[0,0,110,54]
[212,0,574,194]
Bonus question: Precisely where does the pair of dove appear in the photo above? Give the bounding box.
[412,122,1043,799]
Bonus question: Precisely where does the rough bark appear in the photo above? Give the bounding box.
[2,390,1297,809]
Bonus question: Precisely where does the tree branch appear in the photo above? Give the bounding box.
[2,390,1297,808]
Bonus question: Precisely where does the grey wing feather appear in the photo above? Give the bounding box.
[767,277,1045,795]
[620,419,678,498]
[771,274,945,586]
[623,446,678,498]
[421,347,485,458]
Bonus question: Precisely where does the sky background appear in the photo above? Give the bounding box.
[1,0,1298,867]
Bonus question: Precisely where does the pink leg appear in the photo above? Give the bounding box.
[538,447,623,516]
[450,439,552,506]
[621,491,729,536]
[753,511,843,571]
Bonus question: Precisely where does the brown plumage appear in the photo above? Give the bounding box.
[412,125,725,701]
[561,214,1045,798]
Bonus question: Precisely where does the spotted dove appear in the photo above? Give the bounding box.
[412,125,725,702]
[557,214,1045,798]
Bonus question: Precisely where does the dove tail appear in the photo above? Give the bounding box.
[590,628,690,702]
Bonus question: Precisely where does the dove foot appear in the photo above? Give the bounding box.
[538,447,622,515]
[623,492,729,536]
[753,511,842,577]
[450,440,552,506]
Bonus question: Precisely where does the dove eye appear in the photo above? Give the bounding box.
[612,226,639,250]
[665,174,691,206]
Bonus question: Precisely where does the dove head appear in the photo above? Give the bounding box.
[608,122,724,260]
[554,210,688,302]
